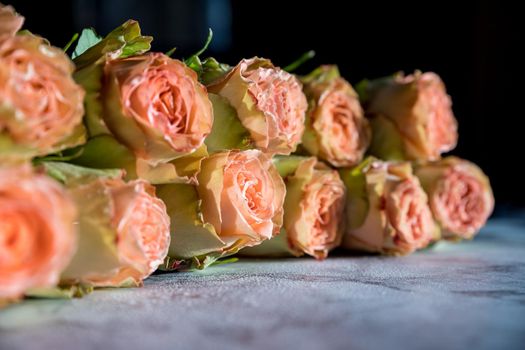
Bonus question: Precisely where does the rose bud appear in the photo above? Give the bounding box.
[340,159,438,255]
[0,5,85,163]
[207,57,307,155]
[157,149,285,269]
[414,157,494,240]
[0,165,77,300]
[72,21,212,184]
[242,156,346,260]
[359,71,458,161]
[42,162,170,287]
[300,65,370,167]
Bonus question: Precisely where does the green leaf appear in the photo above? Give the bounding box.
[72,28,102,59]
[73,20,152,69]
[283,50,315,73]
[63,32,79,53]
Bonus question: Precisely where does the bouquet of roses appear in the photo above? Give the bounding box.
[1,3,494,306]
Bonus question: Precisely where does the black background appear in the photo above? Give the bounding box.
[8,0,523,213]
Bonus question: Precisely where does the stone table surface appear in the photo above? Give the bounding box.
[1,218,525,350]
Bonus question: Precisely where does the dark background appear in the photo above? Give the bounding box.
[8,0,523,214]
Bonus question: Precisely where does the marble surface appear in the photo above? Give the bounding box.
[1,218,525,350]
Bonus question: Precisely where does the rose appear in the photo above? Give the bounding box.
[0,165,77,299]
[44,163,170,287]
[198,149,286,247]
[282,157,346,258]
[242,156,346,259]
[340,159,437,255]
[0,5,85,163]
[157,150,285,269]
[72,23,209,184]
[414,157,494,240]
[301,65,370,167]
[102,53,213,162]
[360,71,458,161]
[207,57,307,155]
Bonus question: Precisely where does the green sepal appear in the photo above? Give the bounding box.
[200,57,231,85]
[205,93,253,153]
[301,64,340,85]
[367,114,405,160]
[339,157,375,230]
[39,161,123,185]
[272,155,310,178]
[156,184,226,260]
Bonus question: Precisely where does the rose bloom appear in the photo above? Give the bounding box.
[0,6,85,161]
[0,165,77,299]
[208,57,307,155]
[415,157,494,240]
[62,177,170,287]
[102,52,213,163]
[302,65,370,167]
[365,71,458,161]
[341,161,436,255]
[283,157,346,259]
[197,150,285,249]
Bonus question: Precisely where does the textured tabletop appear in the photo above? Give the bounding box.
[1,218,525,350]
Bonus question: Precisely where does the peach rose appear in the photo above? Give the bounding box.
[415,157,494,239]
[197,150,285,248]
[362,71,458,161]
[301,65,370,167]
[341,160,437,255]
[0,8,85,162]
[101,53,213,164]
[61,172,170,287]
[208,58,307,155]
[285,158,346,258]
[0,165,77,299]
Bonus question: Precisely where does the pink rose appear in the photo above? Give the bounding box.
[415,157,494,239]
[197,149,286,248]
[208,58,307,155]
[301,65,371,167]
[341,160,437,255]
[0,8,85,162]
[363,71,458,161]
[0,165,77,299]
[102,53,213,163]
[61,174,170,287]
